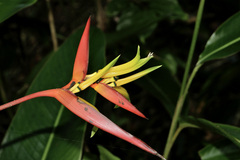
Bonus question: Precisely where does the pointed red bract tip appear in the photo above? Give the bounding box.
[72,17,91,82]
[0,89,59,111]
[91,83,147,119]
[53,89,163,158]
[156,153,167,160]
[0,88,164,159]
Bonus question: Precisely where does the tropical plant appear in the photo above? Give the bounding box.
[0,0,240,160]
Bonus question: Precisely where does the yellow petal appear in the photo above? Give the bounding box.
[102,46,141,78]
[70,55,120,93]
[113,86,130,101]
[108,65,162,87]
[84,72,97,80]
[102,52,154,78]
[101,76,118,84]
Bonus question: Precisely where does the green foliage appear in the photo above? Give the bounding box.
[136,65,180,117]
[181,116,240,148]
[106,0,188,44]
[0,27,106,159]
[0,0,37,23]
[198,11,240,64]
[199,140,240,160]
[1,0,240,160]
[98,145,121,160]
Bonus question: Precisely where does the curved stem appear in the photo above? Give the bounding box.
[163,0,205,158]
[164,63,202,158]
[163,94,185,158]
[171,126,185,149]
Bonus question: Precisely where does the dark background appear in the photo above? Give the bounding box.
[0,0,240,159]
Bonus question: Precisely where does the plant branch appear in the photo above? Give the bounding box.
[163,0,205,158]
[0,73,7,104]
[179,0,205,97]
[164,63,202,158]
[96,0,107,31]
[46,0,58,51]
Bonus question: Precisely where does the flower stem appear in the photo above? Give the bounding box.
[163,0,205,158]
[0,74,7,104]
[179,0,205,97]
[46,0,58,51]
[164,63,202,158]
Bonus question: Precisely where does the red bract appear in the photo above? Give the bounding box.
[63,17,90,89]
[0,17,165,160]
[91,82,147,118]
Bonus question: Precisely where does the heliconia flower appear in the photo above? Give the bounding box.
[0,17,165,160]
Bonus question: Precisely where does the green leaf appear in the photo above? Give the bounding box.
[199,140,240,160]
[97,145,121,160]
[106,0,188,45]
[0,26,106,159]
[0,0,37,23]
[198,11,240,64]
[181,116,240,148]
[82,152,98,160]
[136,65,180,117]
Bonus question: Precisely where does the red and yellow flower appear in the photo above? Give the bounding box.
[0,17,165,160]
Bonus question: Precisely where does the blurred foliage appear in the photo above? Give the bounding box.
[106,0,188,43]
[0,0,240,160]
[0,0,37,23]
[199,140,240,160]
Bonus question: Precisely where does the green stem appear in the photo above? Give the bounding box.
[163,92,185,158]
[179,0,205,97]
[165,116,201,156]
[163,0,205,158]
[171,126,184,148]
[164,63,202,158]
[41,105,65,160]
